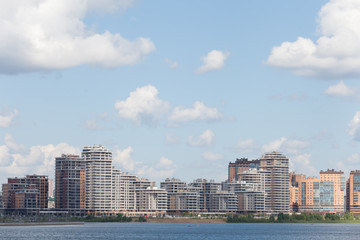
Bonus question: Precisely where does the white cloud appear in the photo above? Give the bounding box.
[0,145,11,167]
[137,157,176,182]
[234,138,257,154]
[4,133,25,152]
[335,153,360,176]
[164,133,180,145]
[188,129,215,147]
[0,109,19,127]
[113,146,135,172]
[0,134,80,184]
[196,50,229,74]
[348,112,360,140]
[267,0,360,79]
[0,0,154,74]
[262,137,310,154]
[169,101,223,122]
[324,81,357,97]
[114,85,171,125]
[290,153,317,176]
[164,58,178,69]
[202,152,223,161]
[86,0,133,14]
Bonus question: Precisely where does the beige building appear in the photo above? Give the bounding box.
[291,170,345,214]
[260,152,290,213]
[346,170,360,214]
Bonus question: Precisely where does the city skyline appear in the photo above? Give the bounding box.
[1,0,360,185]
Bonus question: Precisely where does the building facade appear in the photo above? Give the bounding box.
[55,154,86,209]
[2,175,48,211]
[160,178,200,213]
[259,152,289,213]
[347,170,360,214]
[82,145,113,213]
[291,170,345,214]
[228,158,260,183]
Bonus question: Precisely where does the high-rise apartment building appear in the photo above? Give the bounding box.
[82,145,112,213]
[228,158,260,182]
[160,178,200,213]
[189,179,221,211]
[259,152,289,213]
[55,154,86,209]
[289,172,305,212]
[319,169,344,213]
[136,186,167,213]
[347,170,360,214]
[208,191,238,212]
[225,168,269,213]
[292,170,345,214]
[2,175,48,211]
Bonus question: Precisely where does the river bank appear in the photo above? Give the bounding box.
[0,221,84,227]
[147,217,226,223]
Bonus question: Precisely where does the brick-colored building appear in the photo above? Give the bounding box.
[55,154,86,209]
[346,170,360,214]
[228,158,260,183]
[2,175,48,210]
[291,169,345,214]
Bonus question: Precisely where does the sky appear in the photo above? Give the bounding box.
[1,0,360,185]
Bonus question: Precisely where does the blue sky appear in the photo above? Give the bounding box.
[1,0,360,185]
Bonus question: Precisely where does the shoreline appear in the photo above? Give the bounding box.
[147,218,226,223]
[0,222,84,227]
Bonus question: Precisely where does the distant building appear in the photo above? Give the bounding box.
[228,158,260,182]
[2,175,48,211]
[48,179,54,198]
[208,191,237,212]
[82,145,112,213]
[190,179,220,212]
[292,169,345,214]
[160,178,200,213]
[55,154,86,209]
[259,152,289,213]
[225,168,269,214]
[346,170,360,214]
[289,173,306,212]
[137,186,167,214]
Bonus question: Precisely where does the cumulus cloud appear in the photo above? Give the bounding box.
[196,50,229,74]
[290,153,317,176]
[164,58,178,69]
[267,0,360,79]
[262,137,310,154]
[348,112,360,140]
[114,85,171,125]
[234,138,258,154]
[202,152,223,161]
[0,109,19,127]
[188,129,215,147]
[324,81,357,97]
[0,134,80,184]
[113,146,135,171]
[0,0,154,74]
[137,157,176,182]
[335,153,360,175]
[169,101,223,122]
[86,0,133,14]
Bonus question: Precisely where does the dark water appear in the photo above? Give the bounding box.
[1,223,360,239]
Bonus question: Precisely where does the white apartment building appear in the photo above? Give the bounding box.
[82,145,112,213]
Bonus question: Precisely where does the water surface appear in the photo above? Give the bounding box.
[1,222,360,239]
